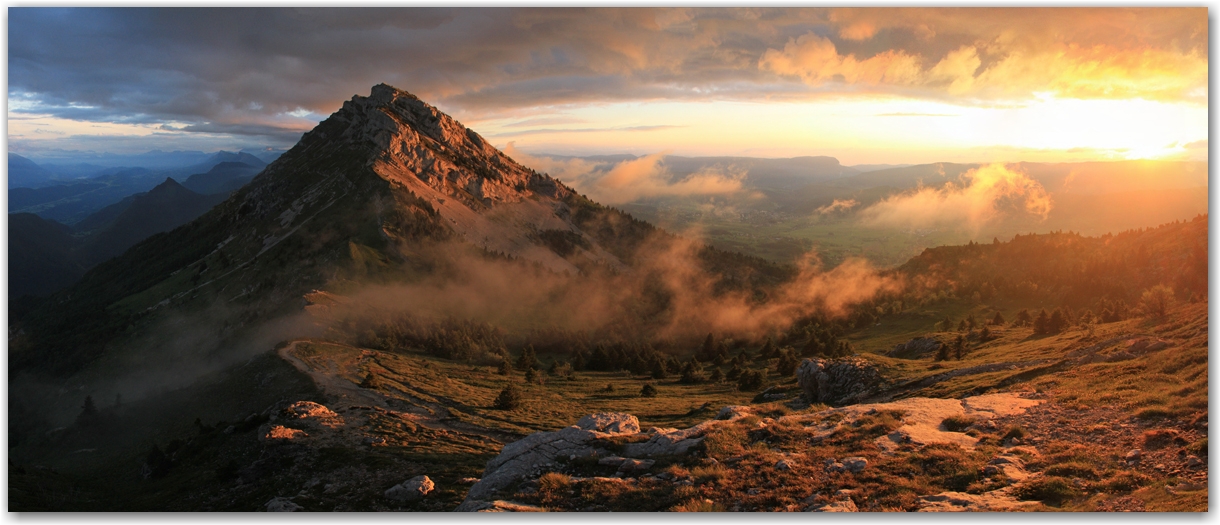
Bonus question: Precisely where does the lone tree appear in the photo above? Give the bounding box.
[1014,309,1033,327]
[516,345,539,371]
[776,351,799,377]
[640,384,658,398]
[494,383,523,410]
[759,338,775,359]
[991,312,1006,326]
[709,368,724,383]
[680,359,707,384]
[524,367,541,384]
[1141,284,1175,319]
[497,359,512,376]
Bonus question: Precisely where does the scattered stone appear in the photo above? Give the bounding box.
[465,500,547,512]
[809,499,858,512]
[223,425,236,434]
[1185,455,1203,469]
[842,457,868,473]
[385,475,435,502]
[1125,449,1142,464]
[265,497,302,512]
[775,460,792,471]
[363,436,387,446]
[716,405,751,421]
[825,461,846,473]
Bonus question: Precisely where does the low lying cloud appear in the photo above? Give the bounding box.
[323,234,899,344]
[815,198,859,215]
[505,143,743,204]
[858,163,1051,230]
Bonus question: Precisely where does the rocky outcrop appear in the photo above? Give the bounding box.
[797,357,885,406]
[385,475,435,502]
[283,401,344,429]
[888,337,943,359]
[456,411,739,511]
[265,497,302,512]
[456,413,641,509]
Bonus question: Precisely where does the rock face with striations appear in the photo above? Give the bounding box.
[797,357,885,406]
[455,410,750,511]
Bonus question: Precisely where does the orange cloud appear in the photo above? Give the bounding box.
[858,163,1052,230]
[762,8,1207,103]
[504,143,743,204]
[759,33,923,86]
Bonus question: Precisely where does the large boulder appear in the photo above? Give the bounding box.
[797,357,884,406]
[385,475,435,502]
[457,413,641,508]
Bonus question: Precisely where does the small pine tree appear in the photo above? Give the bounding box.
[651,361,669,380]
[517,345,539,371]
[954,335,965,360]
[1048,309,1066,334]
[727,364,743,381]
[640,384,658,398]
[602,383,615,393]
[737,370,765,391]
[938,317,954,331]
[709,368,724,383]
[680,359,706,384]
[81,395,98,417]
[935,343,950,362]
[524,368,540,384]
[1033,309,1050,334]
[776,351,798,376]
[700,333,715,361]
[1015,309,1033,327]
[494,383,523,410]
[497,359,512,376]
[957,319,969,331]
[759,338,775,359]
[991,312,1005,326]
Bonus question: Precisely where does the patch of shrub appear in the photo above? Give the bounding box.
[1097,470,1151,493]
[1141,429,1181,450]
[1001,425,1027,441]
[1187,437,1208,457]
[1043,462,1099,480]
[1014,476,1082,505]
[671,498,726,512]
[640,384,658,398]
[537,472,572,504]
[941,415,976,432]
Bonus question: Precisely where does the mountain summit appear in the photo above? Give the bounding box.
[12,84,648,379]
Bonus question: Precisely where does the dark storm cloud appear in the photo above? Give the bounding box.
[9,7,1207,152]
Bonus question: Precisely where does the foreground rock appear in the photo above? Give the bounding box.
[457,393,1044,512]
[385,475,436,502]
[797,357,885,406]
[455,411,748,511]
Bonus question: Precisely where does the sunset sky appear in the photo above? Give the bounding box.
[8,7,1209,165]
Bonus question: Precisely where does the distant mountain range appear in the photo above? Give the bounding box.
[9,178,229,298]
